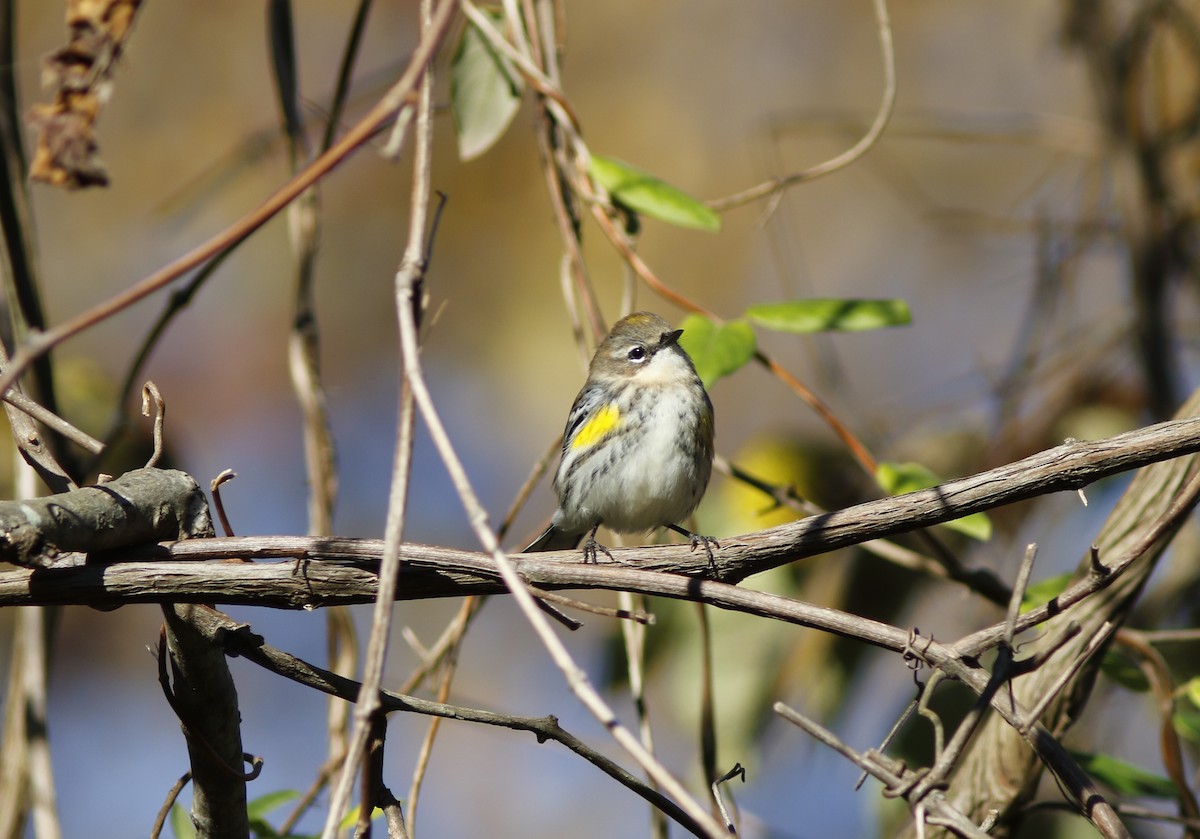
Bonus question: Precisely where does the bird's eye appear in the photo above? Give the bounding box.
[627,346,647,362]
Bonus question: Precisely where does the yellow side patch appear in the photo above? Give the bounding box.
[571,404,620,449]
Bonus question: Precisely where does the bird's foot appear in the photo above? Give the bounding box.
[581,533,614,564]
[689,532,721,569]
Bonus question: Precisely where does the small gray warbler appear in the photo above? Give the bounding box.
[526,311,718,563]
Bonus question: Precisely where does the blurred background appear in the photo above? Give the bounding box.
[1,1,1198,837]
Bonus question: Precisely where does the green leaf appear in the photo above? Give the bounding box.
[1100,650,1151,692]
[451,7,523,161]
[875,462,991,541]
[245,789,301,837]
[1020,572,1073,613]
[170,803,196,839]
[746,299,912,333]
[1070,751,1177,798]
[1174,705,1200,744]
[1183,676,1200,708]
[676,315,756,388]
[875,460,940,496]
[588,155,721,232]
[247,790,298,821]
[248,819,282,839]
[338,805,385,831]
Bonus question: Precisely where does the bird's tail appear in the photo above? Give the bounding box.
[523,524,583,553]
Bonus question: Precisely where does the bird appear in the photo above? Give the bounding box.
[525,311,718,564]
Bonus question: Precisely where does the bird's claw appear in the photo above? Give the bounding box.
[689,533,720,569]
[581,535,614,564]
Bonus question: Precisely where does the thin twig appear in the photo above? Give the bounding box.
[149,774,191,839]
[386,83,731,839]
[270,0,355,777]
[216,614,714,838]
[397,296,731,832]
[1018,622,1107,732]
[697,603,718,796]
[528,585,654,624]
[857,668,926,790]
[533,592,584,629]
[0,0,461,404]
[1132,628,1200,644]
[1025,800,1200,832]
[0,338,74,492]
[210,470,237,538]
[915,670,947,761]
[322,2,443,833]
[18,605,62,839]
[274,8,339,538]
[460,0,582,131]
[711,764,745,835]
[1113,630,1200,835]
[707,0,896,212]
[1004,543,1039,646]
[500,433,561,544]
[406,597,470,835]
[140,382,165,468]
[320,0,375,154]
[278,754,344,836]
[1,387,102,455]
[397,597,485,695]
[518,0,605,344]
[617,588,666,839]
[95,245,239,476]
[773,702,991,839]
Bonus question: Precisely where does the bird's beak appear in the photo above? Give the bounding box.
[661,329,684,348]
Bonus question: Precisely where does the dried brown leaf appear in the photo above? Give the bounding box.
[27,0,144,189]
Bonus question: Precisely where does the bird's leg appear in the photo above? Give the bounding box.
[666,523,720,569]
[581,523,614,564]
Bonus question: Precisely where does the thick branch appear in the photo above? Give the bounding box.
[161,605,249,839]
[4,409,1193,838]
[0,468,213,567]
[906,388,1200,839]
[174,606,711,838]
[3,412,1200,603]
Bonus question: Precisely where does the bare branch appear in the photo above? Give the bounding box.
[3,409,1196,587]
[707,0,896,212]
[774,702,991,839]
[0,467,212,568]
[207,609,715,839]
[160,608,250,838]
[0,0,461,404]
[324,1,443,832]
[140,381,164,468]
[905,390,1200,839]
[711,764,745,835]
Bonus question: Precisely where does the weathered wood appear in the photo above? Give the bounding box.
[0,468,212,567]
[3,414,1200,605]
[904,390,1200,839]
